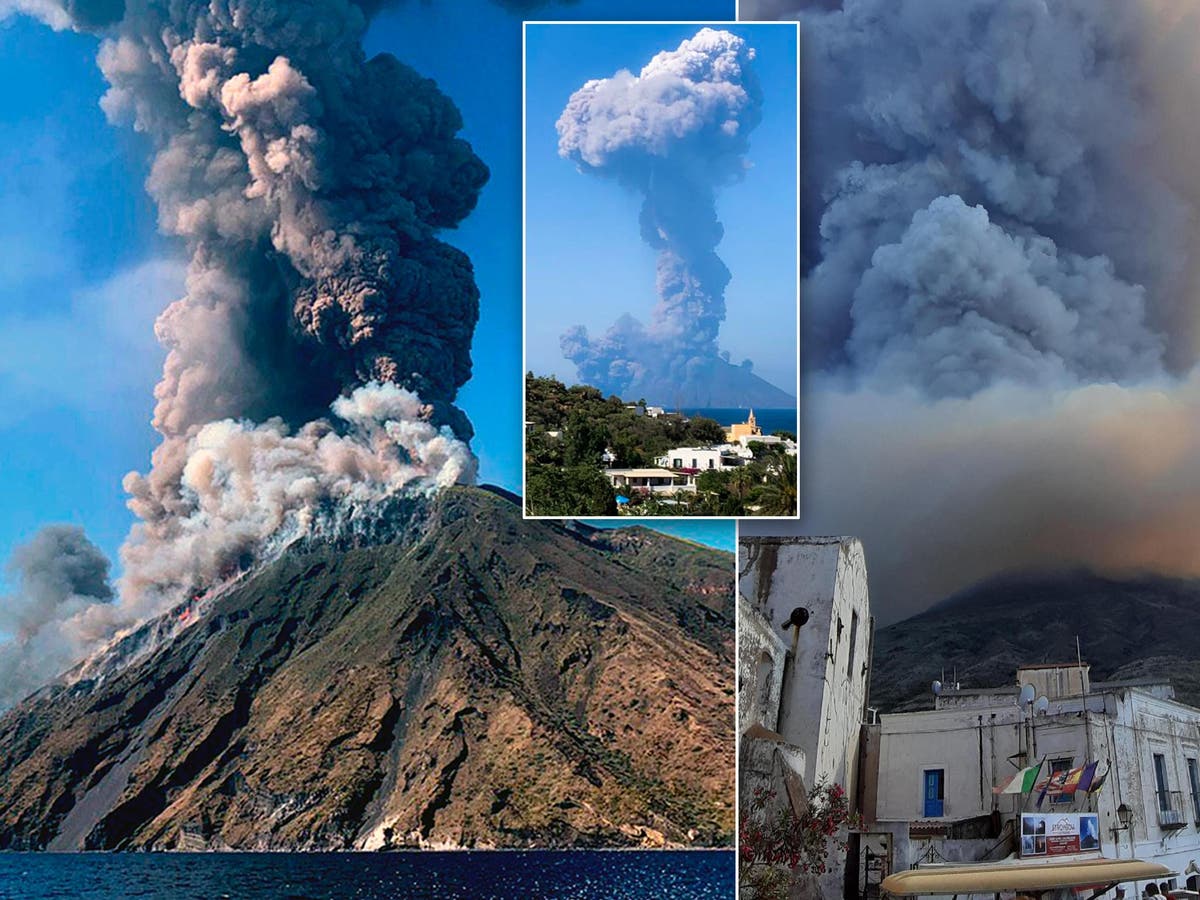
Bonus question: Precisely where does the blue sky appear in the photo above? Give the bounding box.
[0,0,736,583]
[524,21,799,393]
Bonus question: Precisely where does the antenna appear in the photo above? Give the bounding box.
[1019,683,1036,706]
[932,680,943,696]
[1035,696,1049,716]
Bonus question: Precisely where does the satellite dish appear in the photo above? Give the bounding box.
[1019,683,1036,706]
[1035,696,1050,715]
[932,680,943,696]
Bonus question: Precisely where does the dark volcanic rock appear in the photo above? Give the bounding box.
[0,487,734,851]
[871,569,1200,713]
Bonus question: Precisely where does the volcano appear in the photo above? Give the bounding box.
[0,487,733,851]
[870,569,1200,713]
[623,356,796,410]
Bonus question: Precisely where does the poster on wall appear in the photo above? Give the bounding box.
[1020,813,1100,857]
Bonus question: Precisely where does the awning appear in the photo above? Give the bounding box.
[880,857,1172,895]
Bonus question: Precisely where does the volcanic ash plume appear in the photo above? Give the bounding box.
[0,527,114,708]
[0,0,491,702]
[555,28,781,404]
[0,384,473,701]
[743,0,1200,614]
[792,0,1194,387]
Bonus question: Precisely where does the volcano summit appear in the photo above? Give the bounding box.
[0,488,734,851]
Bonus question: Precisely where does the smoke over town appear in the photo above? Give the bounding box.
[739,0,1200,619]
[0,0,490,702]
[556,28,791,406]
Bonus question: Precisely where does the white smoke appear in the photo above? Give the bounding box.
[120,382,475,617]
[0,383,472,705]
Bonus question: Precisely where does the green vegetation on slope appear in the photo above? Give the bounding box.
[525,374,796,517]
[0,487,735,851]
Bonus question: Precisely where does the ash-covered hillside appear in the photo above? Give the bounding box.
[871,570,1200,712]
[0,487,734,851]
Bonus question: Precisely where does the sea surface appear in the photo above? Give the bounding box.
[683,407,798,436]
[0,850,734,899]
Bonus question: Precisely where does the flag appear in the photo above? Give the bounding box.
[993,763,1042,795]
[1076,761,1099,794]
[1036,769,1070,808]
[1060,764,1087,795]
[1087,766,1110,795]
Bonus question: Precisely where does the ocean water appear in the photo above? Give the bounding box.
[683,408,798,436]
[0,850,734,899]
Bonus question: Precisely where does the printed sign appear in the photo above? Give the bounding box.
[1020,813,1100,857]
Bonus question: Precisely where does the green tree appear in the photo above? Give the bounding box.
[687,416,726,445]
[527,465,617,516]
[563,410,608,467]
[754,454,798,517]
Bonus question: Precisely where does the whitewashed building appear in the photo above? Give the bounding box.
[739,536,874,899]
[656,444,751,471]
[602,467,695,495]
[740,537,873,797]
[734,433,799,457]
[862,662,1200,898]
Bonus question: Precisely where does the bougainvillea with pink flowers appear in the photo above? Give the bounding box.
[739,781,862,899]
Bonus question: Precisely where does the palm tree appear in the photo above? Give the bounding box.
[753,454,798,516]
[727,465,759,513]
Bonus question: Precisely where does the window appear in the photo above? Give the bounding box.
[672,458,681,468]
[1154,753,1171,811]
[708,459,714,469]
[1188,758,1200,821]
[923,769,944,818]
[847,611,859,677]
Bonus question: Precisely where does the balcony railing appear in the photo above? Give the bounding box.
[1157,790,1187,829]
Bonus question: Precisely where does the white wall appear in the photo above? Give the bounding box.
[738,602,788,734]
[874,682,1200,889]
[738,537,872,796]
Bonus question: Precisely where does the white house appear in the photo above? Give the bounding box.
[862,662,1200,898]
[735,433,799,457]
[602,467,696,495]
[656,444,751,471]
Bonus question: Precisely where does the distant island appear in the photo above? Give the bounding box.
[525,374,797,517]
[560,338,798,411]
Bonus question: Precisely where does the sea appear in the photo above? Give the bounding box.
[682,408,798,436]
[0,850,734,899]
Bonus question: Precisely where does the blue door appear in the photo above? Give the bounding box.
[923,769,944,818]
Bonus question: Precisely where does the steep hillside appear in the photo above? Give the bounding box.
[0,487,734,851]
[871,570,1200,712]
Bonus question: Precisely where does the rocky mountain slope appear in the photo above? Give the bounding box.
[0,487,734,851]
[871,570,1200,713]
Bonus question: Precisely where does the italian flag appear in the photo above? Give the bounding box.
[993,764,1042,795]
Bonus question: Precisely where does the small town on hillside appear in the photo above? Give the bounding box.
[524,374,797,517]
[739,537,1200,900]
[604,408,796,506]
